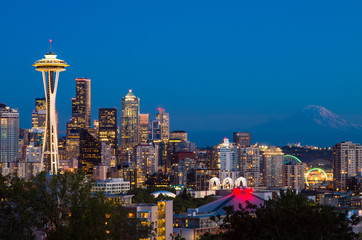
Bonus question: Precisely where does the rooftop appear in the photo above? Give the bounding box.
[196,188,267,215]
[151,190,176,198]
[171,130,186,133]
[125,89,136,98]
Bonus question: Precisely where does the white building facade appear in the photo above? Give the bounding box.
[92,178,130,194]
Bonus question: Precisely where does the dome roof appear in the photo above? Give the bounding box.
[151,191,176,198]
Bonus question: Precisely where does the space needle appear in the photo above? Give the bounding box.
[33,40,69,174]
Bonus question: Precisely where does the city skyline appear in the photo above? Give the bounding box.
[1,1,362,147]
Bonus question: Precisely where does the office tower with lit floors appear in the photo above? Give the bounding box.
[79,128,102,176]
[0,104,19,167]
[120,90,140,155]
[32,97,46,128]
[98,108,118,156]
[150,120,162,141]
[139,113,149,143]
[135,143,159,175]
[72,78,91,129]
[156,108,170,142]
[66,78,91,160]
[33,43,69,173]
[211,138,239,172]
[233,132,251,146]
[260,146,284,188]
[239,144,262,187]
[170,130,187,142]
[282,162,306,190]
[333,141,362,191]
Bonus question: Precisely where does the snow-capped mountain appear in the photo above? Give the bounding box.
[289,105,360,130]
[251,105,361,146]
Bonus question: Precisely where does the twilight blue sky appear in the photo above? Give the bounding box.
[1,1,362,146]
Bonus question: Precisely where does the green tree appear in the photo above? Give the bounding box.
[0,171,153,240]
[109,205,154,240]
[170,233,186,240]
[28,171,111,240]
[201,189,360,240]
[0,174,37,240]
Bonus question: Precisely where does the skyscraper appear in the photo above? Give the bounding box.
[233,132,251,146]
[33,43,69,174]
[260,146,284,188]
[150,120,162,141]
[211,138,239,171]
[239,144,261,187]
[156,108,169,142]
[333,141,362,191]
[135,143,159,175]
[0,104,19,164]
[73,78,91,129]
[32,97,46,129]
[66,78,91,160]
[139,113,149,143]
[79,128,101,176]
[98,108,118,156]
[170,130,187,141]
[35,97,46,111]
[120,90,140,154]
[282,162,306,190]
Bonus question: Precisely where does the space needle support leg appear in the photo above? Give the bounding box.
[40,71,48,172]
[50,71,60,174]
[48,71,59,174]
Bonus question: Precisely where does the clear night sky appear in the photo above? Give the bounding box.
[1,1,362,146]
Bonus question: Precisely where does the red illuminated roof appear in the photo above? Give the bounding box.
[197,187,265,214]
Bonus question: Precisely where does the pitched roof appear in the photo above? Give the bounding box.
[197,188,267,214]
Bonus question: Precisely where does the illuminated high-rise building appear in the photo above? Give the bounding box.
[282,162,306,190]
[156,108,169,142]
[139,113,149,143]
[150,120,162,141]
[120,90,140,154]
[33,42,69,174]
[98,108,118,156]
[35,97,46,111]
[260,146,284,188]
[32,98,46,129]
[239,144,261,187]
[65,78,91,160]
[333,141,362,191]
[170,130,187,141]
[211,138,239,171]
[0,104,19,164]
[135,143,159,175]
[93,119,99,134]
[233,132,251,146]
[73,78,91,129]
[79,128,101,176]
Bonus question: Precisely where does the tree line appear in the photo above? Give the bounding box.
[0,171,152,240]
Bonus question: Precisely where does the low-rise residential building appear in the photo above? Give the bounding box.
[125,200,173,240]
[104,193,134,206]
[174,212,220,239]
[92,178,130,194]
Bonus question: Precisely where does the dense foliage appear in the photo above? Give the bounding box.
[200,189,360,240]
[130,188,214,214]
[0,171,152,240]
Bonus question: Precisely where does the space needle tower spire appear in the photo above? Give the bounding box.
[33,40,69,174]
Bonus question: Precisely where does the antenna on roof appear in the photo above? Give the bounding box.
[49,39,52,52]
